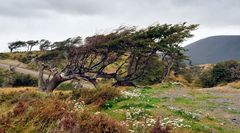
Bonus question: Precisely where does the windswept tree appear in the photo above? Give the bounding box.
[51,36,82,50]
[37,23,198,92]
[26,40,39,51]
[39,39,51,51]
[8,41,26,53]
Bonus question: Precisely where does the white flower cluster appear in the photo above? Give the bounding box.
[126,107,149,120]
[73,100,85,111]
[167,106,201,120]
[125,107,156,132]
[161,117,191,128]
[122,89,141,99]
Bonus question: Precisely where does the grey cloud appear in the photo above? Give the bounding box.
[0,0,240,27]
[0,0,240,52]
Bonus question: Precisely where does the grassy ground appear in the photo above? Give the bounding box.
[0,84,240,133]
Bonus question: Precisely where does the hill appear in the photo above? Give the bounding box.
[185,35,240,65]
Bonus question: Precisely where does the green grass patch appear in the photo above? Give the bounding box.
[174,97,194,105]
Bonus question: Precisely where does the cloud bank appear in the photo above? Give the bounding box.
[0,0,240,51]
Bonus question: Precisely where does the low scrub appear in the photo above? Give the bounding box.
[0,69,38,87]
[198,60,240,87]
[71,87,121,107]
[0,90,126,132]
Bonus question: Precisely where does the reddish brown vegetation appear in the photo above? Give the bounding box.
[150,118,171,133]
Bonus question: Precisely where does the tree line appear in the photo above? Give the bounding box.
[8,36,82,52]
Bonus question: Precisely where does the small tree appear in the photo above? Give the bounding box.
[39,39,51,51]
[8,41,26,53]
[51,36,82,50]
[26,40,39,51]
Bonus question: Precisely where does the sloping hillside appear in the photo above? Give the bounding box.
[185,36,240,64]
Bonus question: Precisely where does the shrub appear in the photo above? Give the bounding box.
[198,60,240,87]
[11,73,38,87]
[0,69,38,87]
[71,87,121,107]
[90,87,121,107]
[0,53,10,59]
[0,69,5,87]
[71,88,96,100]
[181,68,194,83]
[198,70,215,88]
[13,101,28,116]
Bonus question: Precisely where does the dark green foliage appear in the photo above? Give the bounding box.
[134,55,164,85]
[0,69,38,87]
[18,52,38,64]
[0,53,10,59]
[8,41,26,53]
[0,69,4,87]
[198,60,240,87]
[103,96,129,109]
[212,64,232,84]
[11,73,38,87]
[57,83,75,90]
[36,50,65,62]
[198,71,215,88]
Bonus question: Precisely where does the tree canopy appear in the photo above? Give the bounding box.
[8,41,26,53]
[37,23,198,92]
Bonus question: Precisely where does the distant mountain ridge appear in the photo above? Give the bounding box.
[185,35,240,65]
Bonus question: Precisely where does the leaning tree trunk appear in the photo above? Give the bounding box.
[38,64,64,92]
[158,61,173,83]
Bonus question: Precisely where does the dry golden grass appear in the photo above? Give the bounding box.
[228,81,240,89]
[198,86,240,94]
[0,87,37,94]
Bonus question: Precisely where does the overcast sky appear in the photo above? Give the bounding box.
[0,0,240,52]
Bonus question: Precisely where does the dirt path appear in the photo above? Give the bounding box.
[0,61,94,88]
[0,62,42,78]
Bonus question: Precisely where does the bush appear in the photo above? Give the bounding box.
[0,69,5,87]
[0,53,10,59]
[71,87,120,107]
[198,70,215,88]
[71,88,96,100]
[0,69,38,87]
[11,73,38,87]
[181,68,194,83]
[198,60,240,87]
[90,87,121,107]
